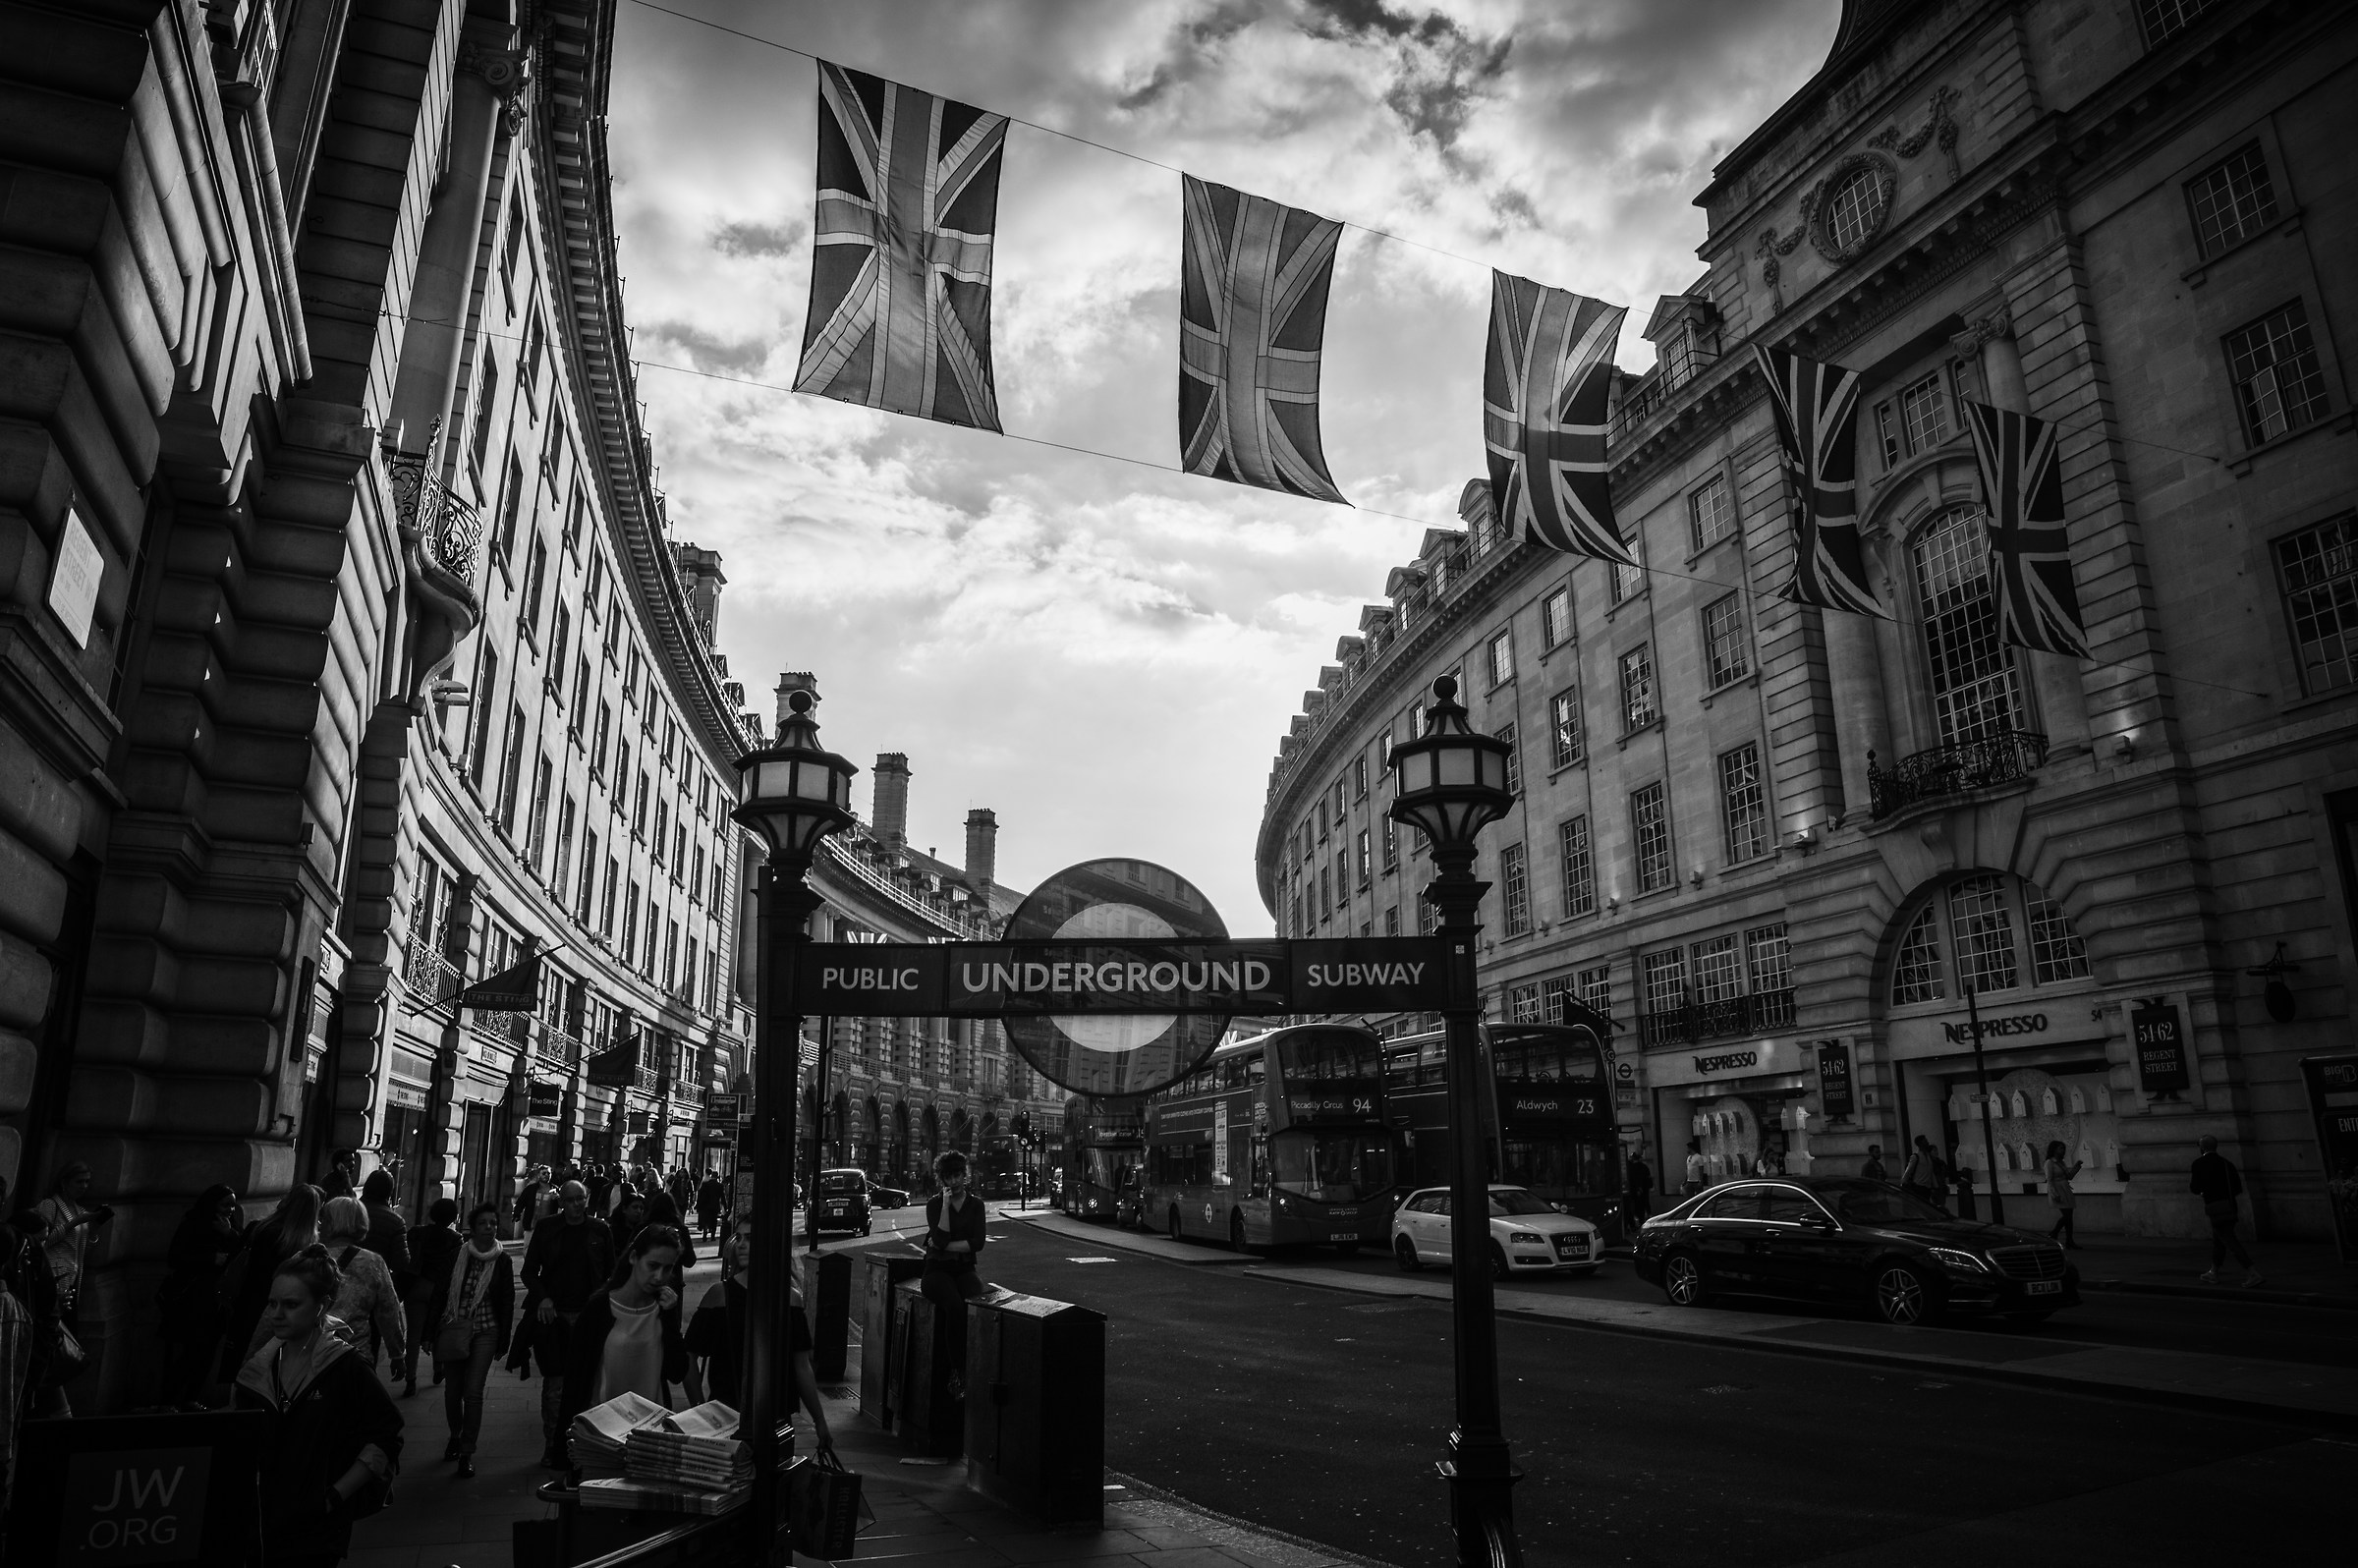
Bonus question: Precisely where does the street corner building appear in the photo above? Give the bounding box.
[1255,0,2358,1248]
[0,0,796,1413]
[779,689,1069,1195]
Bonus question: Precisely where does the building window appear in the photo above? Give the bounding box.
[1539,976,1574,1024]
[2225,302,2330,446]
[1631,781,1672,893]
[1578,964,1611,1022]
[1506,981,1542,1023]
[579,828,600,924]
[1692,933,1741,1006]
[2274,513,2358,694]
[2137,0,2219,49]
[1352,756,1368,799]
[1718,741,1768,863]
[496,704,528,833]
[1384,905,1399,936]
[1702,592,1751,687]
[1548,689,1583,769]
[1900,370,1950,453]
[1641,947,1687,1020]
[1823,164,1885,252]
[1319,864,1332,922]
[1317,800,1328,841]
[1499,843,1531,937]
[1488,629,1515,688]
[1609,532,1644,604]
[1689,475,1734,554]
[496,453,525,560]
[1914,506,2024,744]
[469,357,498,476]
[527,755,553,863]
[552,797,576,895]
[1356,829,1373,889]
[1495,723,1521,796]
[1746,924,1792,1000]
[1542,587,1574,647]
[1333,852,1349,913]
[2186,142,2278,257]
[570,656,590,737]
[621,877,639,953]
[1947,875,2019,994]
[1618,644,1658,732]
[469,646,500,786]
[2025,888,2091,985]
[1557,815,1595,919]
[591,701,611,778]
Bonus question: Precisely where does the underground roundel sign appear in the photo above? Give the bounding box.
[1000,859,1228,1098]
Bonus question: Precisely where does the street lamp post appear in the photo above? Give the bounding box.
[1386,675,1522,1568]
[731,690,858,1566]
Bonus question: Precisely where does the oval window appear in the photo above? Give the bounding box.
[1824,164,1887,252]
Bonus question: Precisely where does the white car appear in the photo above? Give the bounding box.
[1391,1184,1602,1277]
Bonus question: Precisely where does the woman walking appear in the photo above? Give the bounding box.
[157,1184,242,1406]
[31,1161,113,1332]
[403,1199,462,1395]
[222,1185,323,1375]
[694,1172,723,1240]
[428,1204,513,1479]
[559,1224,690,1455]
[316,1198,407,1371]
[233,1247,404,1567]
[643,1192,697,1269]
[2044,1141,2084,1249]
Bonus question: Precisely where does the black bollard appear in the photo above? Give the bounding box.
[810,1251,853,1382]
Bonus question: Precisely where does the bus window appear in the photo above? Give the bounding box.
[1272,1129,1391,1202]
[1249,1137,1269,1197]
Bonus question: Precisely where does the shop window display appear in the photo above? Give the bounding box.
[1948,1066,2125,1199]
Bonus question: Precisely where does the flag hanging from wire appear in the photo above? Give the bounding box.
[1963,400,2092,658]
[1179,176,1348,503]
[1482,271,1634,565]
[794,62,1009,431]
[1754,344,1888,617]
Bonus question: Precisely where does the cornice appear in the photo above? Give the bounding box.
[532,1,750,777]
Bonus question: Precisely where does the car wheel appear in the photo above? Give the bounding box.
[1661,1252,1708,1308]
[1395,1235,1422,1272]
[1168,1207,1184,1242]
[1873,1263,1938,1325]
[1490,1243,1510,1281]
[1230,1212,1248,1252]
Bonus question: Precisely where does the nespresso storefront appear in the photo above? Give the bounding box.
[1884,983,2125,1230]
[1650,1036,1824,1193]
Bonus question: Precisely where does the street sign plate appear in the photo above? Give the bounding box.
[705,1092,742,1123]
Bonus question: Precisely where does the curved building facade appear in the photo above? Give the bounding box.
[1257,0,2358,1244]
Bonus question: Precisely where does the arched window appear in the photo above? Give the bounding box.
[1825,165,1886,251]
[1913,507,2026,745]
[1886,874,2093,1006]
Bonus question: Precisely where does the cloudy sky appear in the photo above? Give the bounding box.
[606,0,1841,932]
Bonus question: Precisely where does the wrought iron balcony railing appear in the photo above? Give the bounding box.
[1637,988,1796,1049]
[1867,730,2049,820]
[402,935,462,1006]
[385,450,484,582]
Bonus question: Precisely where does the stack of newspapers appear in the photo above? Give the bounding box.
[572,1398,749,1515]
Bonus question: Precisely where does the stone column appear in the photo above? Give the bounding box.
[1825,610,1892,826]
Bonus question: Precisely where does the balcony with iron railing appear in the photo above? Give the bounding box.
[1867,730,2049,820]
[821,829,995,937]
[402,934,462,1008]
[533,1023,582,1079]
[1637,988,1796,1050]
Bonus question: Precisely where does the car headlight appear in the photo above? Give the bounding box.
[1929,1247,1989,1274]
[1509,1231,1544,1245]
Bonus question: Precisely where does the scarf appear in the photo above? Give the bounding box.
[443,1238,501,1324]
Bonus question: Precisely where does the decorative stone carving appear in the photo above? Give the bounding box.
[1757,84,1965,310]
[1869,84,1961,181]
[1807,151,1900,263]
[459,42,532,137]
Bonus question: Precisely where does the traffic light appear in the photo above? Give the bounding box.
[1011,1112,1031,1141]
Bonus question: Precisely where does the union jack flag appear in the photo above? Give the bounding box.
[1179,177,1347,503]
[794,63,1008,431]
[1754,345,1889,617]
[1482,271,1633,565]
[1964,401,2091,659]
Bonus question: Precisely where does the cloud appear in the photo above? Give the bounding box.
[605,0,1843,928]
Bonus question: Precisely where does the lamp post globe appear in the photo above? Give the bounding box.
[1385,674,1523,1568]
[731,688,858,1563]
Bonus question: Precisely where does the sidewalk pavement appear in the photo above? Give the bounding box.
[1003,1209,2358,1430]
[2060,1233,2357,1309]
[345,1251,1384,1568]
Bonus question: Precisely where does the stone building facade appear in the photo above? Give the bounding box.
[1255,0,2357,1243]
[760,676,1068,1197]
[0,0,760,1412]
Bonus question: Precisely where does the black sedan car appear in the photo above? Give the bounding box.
[1634,1176,2080,1325]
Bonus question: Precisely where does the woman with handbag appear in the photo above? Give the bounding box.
[430,1204,513,1479]
[312,1198,407,1371]
[233,1246,405,1567]
[156,1185,241,1407]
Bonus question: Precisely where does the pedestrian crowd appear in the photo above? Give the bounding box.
[0,1149,779,1565]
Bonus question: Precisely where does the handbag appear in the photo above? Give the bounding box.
[435,1317,476,1363]
[42,1322,88,1386]
[786,1449,868,1559]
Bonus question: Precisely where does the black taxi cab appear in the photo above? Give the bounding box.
[812,1167,873,1236]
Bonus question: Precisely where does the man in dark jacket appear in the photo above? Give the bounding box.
[1623,1150,1654,1227]
[518,1181,615,1469]
[404,1198,462,1393]
[2191,1135,2264,1286]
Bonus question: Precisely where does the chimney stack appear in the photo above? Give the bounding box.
[872,754,911,848]
[773,672,819,738]
[964,808,997,898]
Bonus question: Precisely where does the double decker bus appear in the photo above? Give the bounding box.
[1140,1024,1393,1252]
[1060,1095,1147,1225]
[1382,1017,1630,1241]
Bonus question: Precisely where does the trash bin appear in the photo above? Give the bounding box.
[810,1251,853,1382]
[964,1291,1105,1526]
[859,1253,925,1427]
[887,1280,963,1457]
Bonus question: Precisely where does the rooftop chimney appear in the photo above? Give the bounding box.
[872,754,911,849]
[773,673,819,740]
[674,543,727,649]
[965,808,997,899]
